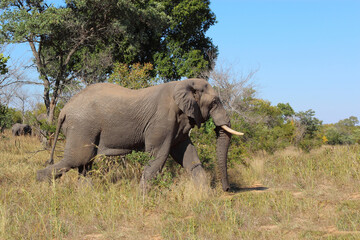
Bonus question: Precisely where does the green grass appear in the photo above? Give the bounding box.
[0,131,359,239]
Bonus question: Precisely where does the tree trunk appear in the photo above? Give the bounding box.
[48,102,56,124]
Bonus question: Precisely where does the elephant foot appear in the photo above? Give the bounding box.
[221,178,230,192]
[36,165,67,182]
[36,168,52,182]
[191,164,210,190]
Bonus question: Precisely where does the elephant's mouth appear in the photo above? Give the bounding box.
[189,118,197,128]
[220,125,244,136]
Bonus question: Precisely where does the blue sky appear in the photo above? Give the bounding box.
[207,0,360,123]
[5,0,360,124]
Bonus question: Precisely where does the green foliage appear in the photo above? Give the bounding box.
[126,150,153,166]
[38,119,57,135]
[338,116,359,127]
[108,62,156,89]
[150,161,180,189]
[0,0,216,82]
[0,105,22,132]
[277,102,295,120]
[295,110,322,138]
[229,100,296,154]
[325,116,360,145]
[297,136,322,153]
[190,121,217,171]
[290,109,323,152]
[154,0,217,80]
[0,104,12,131]
[190,119,247,173]
[0,53,9,75]
[25,103,62,140]
[9,108,22,124]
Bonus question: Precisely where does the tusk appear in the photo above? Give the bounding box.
[221,125,244,136]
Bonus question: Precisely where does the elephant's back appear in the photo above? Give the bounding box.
[60,83,147,126]
[72,83,131,100]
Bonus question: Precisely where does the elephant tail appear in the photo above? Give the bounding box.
[48,113,66,165]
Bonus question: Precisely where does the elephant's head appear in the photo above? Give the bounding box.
[174,78,243,191]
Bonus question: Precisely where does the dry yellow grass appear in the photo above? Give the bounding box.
[0,131,359,239]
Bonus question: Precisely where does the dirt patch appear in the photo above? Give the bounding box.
[292,191,304,198]
[323,226,360,237]
[259,225,279,231]
[348,192,360,200]
[82,234,104,240]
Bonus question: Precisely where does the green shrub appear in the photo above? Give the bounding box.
[0,105,22,132]
[324,117,360,145]
[297,137,322,153]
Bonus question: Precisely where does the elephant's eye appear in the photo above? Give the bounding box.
[210,98,218,108]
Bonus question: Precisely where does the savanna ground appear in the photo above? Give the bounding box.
[0,131,359,240]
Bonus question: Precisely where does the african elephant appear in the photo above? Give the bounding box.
[36,78,243,191]
[12,123,32,136]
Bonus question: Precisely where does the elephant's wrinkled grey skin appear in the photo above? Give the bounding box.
[36,78,239,191]
[12,123,32,136]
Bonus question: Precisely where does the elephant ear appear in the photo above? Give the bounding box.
[174,81,202,128]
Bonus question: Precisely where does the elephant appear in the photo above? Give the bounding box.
[36,78,243,191]
[12,123,32,136]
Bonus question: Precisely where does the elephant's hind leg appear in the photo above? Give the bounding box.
[36,160,73,181]
[37,131,99,182]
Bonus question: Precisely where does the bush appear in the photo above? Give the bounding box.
[0,105,22,132]
[324,117,360,145]
[325,127,355,145]
[297,137,322,153]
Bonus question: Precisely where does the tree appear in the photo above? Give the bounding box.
[154,0,218,80]
[277,103,295,120]
[0,0,217,123]
[0,51,10,132]
[0,53,9,75]
[295,110,322,138]
[337,116,359,127]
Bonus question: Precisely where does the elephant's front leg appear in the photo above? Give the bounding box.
[140,137,173,192]
[170,137,208,189]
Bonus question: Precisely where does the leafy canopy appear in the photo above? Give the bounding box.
[108,62,155,89]
[0,0,217,82]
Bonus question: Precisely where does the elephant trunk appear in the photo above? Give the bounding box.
[215,126,232,191]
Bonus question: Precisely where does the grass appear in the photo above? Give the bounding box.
[0,131,359,239]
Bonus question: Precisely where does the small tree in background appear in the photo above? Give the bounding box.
[294,110,323,152]
[277,103,295,121]
[108,63,156,89]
